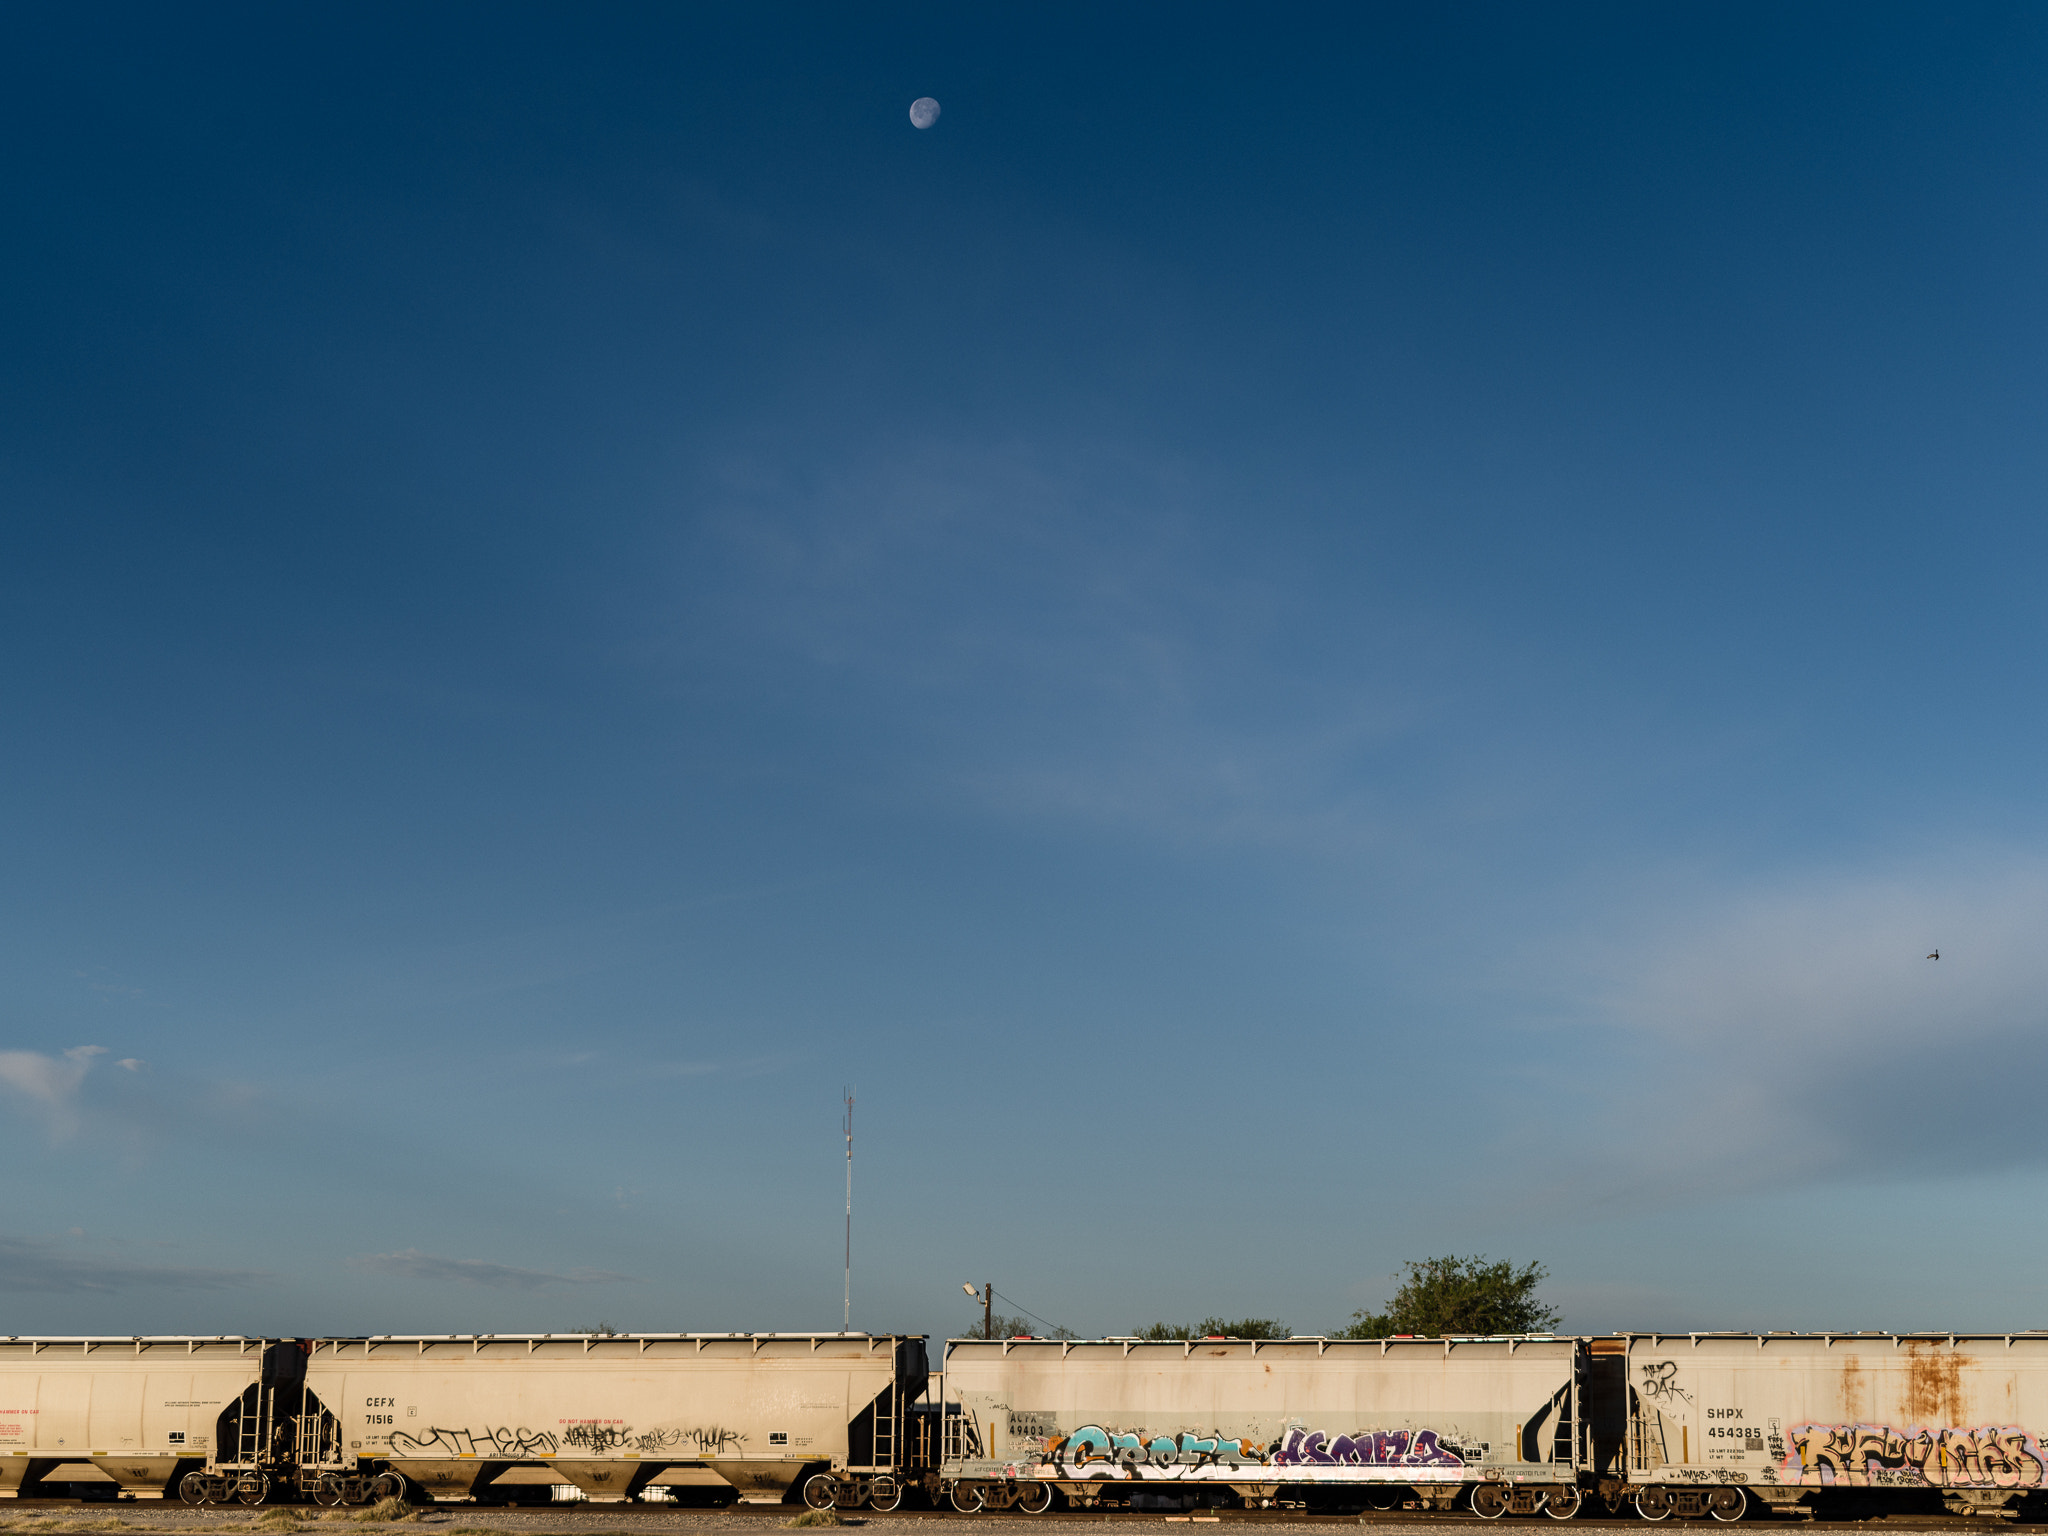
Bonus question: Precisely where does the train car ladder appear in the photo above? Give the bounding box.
[872,1385,896,1470]
[1630,1412,1669,1472]
[296,1410,334,1470]
[237,1387,272,1468]
[942,1409,981,1463]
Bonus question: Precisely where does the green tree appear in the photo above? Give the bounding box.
[963,1313,1036,1339]
[1131,1317,1291,1340]
[1133,1321,1195,1340]
[1340,1256,1559,1338]
[1200,1317,1290,1339]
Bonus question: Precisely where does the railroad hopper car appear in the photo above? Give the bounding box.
[1615,1332,2048,1523]
[0,1334,928,1509]
[936,1335,1587,1516]
[0,1337,266,1501]
[304,1333,928,1508]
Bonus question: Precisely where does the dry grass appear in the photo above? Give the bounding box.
[346,1502,417,1525]
[783,1511,843,1529]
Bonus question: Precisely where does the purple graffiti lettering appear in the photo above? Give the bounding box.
[1272,1425,1463,1469]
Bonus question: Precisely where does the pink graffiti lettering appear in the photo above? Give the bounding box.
[1785,1424,2046,1490]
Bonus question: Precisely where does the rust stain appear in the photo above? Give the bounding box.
[1903,1341,1969,1425]
[1840,1355,1866,1423]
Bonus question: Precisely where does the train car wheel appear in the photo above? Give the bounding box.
[1634,1487,1672,1522]
[235,1474,269,1507]
[868,1476,903,1513]
[802,1475,837,1511]
[1546,1486,1583,1520]
[1472,1484,1510,1520]
[950,1481,985,1514]
[312,1477,346,1508]
[178,1472,210,1506]
[370,1472,407,1502]
[1706,1488,1745,1523]
[1016,1481,1055,1514]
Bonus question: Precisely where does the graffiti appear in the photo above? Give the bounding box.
[687,1426,745,1454]
[1041,1423,1474,1474]
[385,1421,700,1460]
[1047,1426,1269,1469]
[1274,1426,1469,1468]
[1785,1424,2047,1490]
[388,1425,560,1458]
[562,1423,634,1453]
[1639,1361,1692,1404]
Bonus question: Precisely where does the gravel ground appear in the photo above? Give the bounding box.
[0,1510,2034,1536]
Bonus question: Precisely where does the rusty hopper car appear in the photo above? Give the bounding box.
[305,1333,928,1509]
[937,1335,1585,1517]
[1616,1332,2048,1523]
[0,1337,274,1501]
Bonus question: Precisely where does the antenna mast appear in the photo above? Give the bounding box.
[843,1088,854,1332]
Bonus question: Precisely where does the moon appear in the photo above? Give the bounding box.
[909,97,940,130]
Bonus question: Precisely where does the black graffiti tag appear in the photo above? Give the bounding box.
[1640,1362,1692,1405]
[391,1420,707,1459]
[388,1425,560,1457]
[562,1423,633,1453]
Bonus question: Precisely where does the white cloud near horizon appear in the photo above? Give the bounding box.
[0,1233,266,1294]
[355,1249,638,1289]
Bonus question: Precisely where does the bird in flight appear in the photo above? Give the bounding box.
[1927,949,1940,960]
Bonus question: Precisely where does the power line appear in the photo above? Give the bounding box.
[989,1288,1073,1338]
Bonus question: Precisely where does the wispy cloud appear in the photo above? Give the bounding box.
[680,436,1447,853]
[647,1054,792,1079]
[0,1046,107,1137]
[0,1045,264,1156]
[355,1249,638,1289]
[0,1234,266,1293]
[0,1045,104,1103]
[1533,851,2048,1211]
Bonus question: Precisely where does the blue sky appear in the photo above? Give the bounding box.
[5,1,2048,1339]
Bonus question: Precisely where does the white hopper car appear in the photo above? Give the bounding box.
[1611,1331,2048,1522]
[936,1334,1587,1517]
[0,1334,926,1510]
[306,1332,924,1508]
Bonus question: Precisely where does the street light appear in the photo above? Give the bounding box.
[963,1282,991,1339]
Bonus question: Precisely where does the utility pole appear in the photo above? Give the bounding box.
[843,1089,854,1333]
[963,1281,995,1338]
